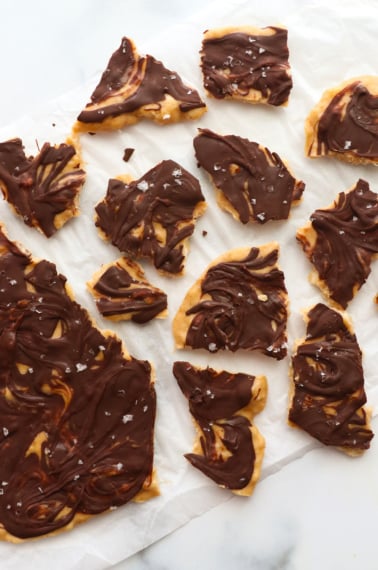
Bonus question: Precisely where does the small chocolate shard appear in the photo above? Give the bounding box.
[123,147,135,162]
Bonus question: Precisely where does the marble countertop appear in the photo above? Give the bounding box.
[1,1,378,569]
[125,417,378,570]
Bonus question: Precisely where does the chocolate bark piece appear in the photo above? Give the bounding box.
[193,128,304,224]
[88,257,168,323]
[95,160,206,276]
[200,26,292,106]
[0,225,157,541]
[305,76,378,165]
[173,244,288,359]
[289,303,373,455]
[0,137,86,237]
[75,37,206,132]
[297,179,378,309]
[173,361,267,495]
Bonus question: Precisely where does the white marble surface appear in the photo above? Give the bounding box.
[1,1,378,569]
[126,415,378,570]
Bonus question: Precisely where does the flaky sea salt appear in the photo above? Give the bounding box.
[137,180,149,191]
[122,414,134,424]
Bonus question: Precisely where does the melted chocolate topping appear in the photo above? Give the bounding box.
[0,138,86,237]
[185,246,288,359]
[173,362,257,490]
[298,179,378,308]
[315,81,378,159]
[0,228,156,539]
[289,303,373,450]
[95,160,205,275]
[91,259,167,323]
[77,37,206,124]
[201,27,292,106]
[193,129,304,224]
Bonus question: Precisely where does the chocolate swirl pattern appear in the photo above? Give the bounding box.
[88,257,168,323]
[200,26,292,106]
[173,362,267,495]
[289,303,373,454]
[0,227,157,541]
[193,128,305,224]
[95,160,206,276]
[305,76,378,164]
[297,179,378,308]
[0,137,86,237]
[173,244,288,359]
[75,37,206,131]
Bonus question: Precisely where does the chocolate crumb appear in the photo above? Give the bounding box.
[123,147,135,162]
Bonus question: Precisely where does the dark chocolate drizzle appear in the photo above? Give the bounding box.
[77,37,206,124]
[95,159,205,275]
[173,362,257,490]
[92,260,167,323]
[289,303,373,450]
[201,27,292,106]
[315,81,378,159]
[193,128,304,224]
[297,178,378,308]
[185,246,288,359]
[0,138,86,237]
[0,228,156,539]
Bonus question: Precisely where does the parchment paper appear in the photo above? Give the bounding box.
[0,0,378,567]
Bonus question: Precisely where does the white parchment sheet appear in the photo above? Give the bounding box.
[0,0,377,567]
